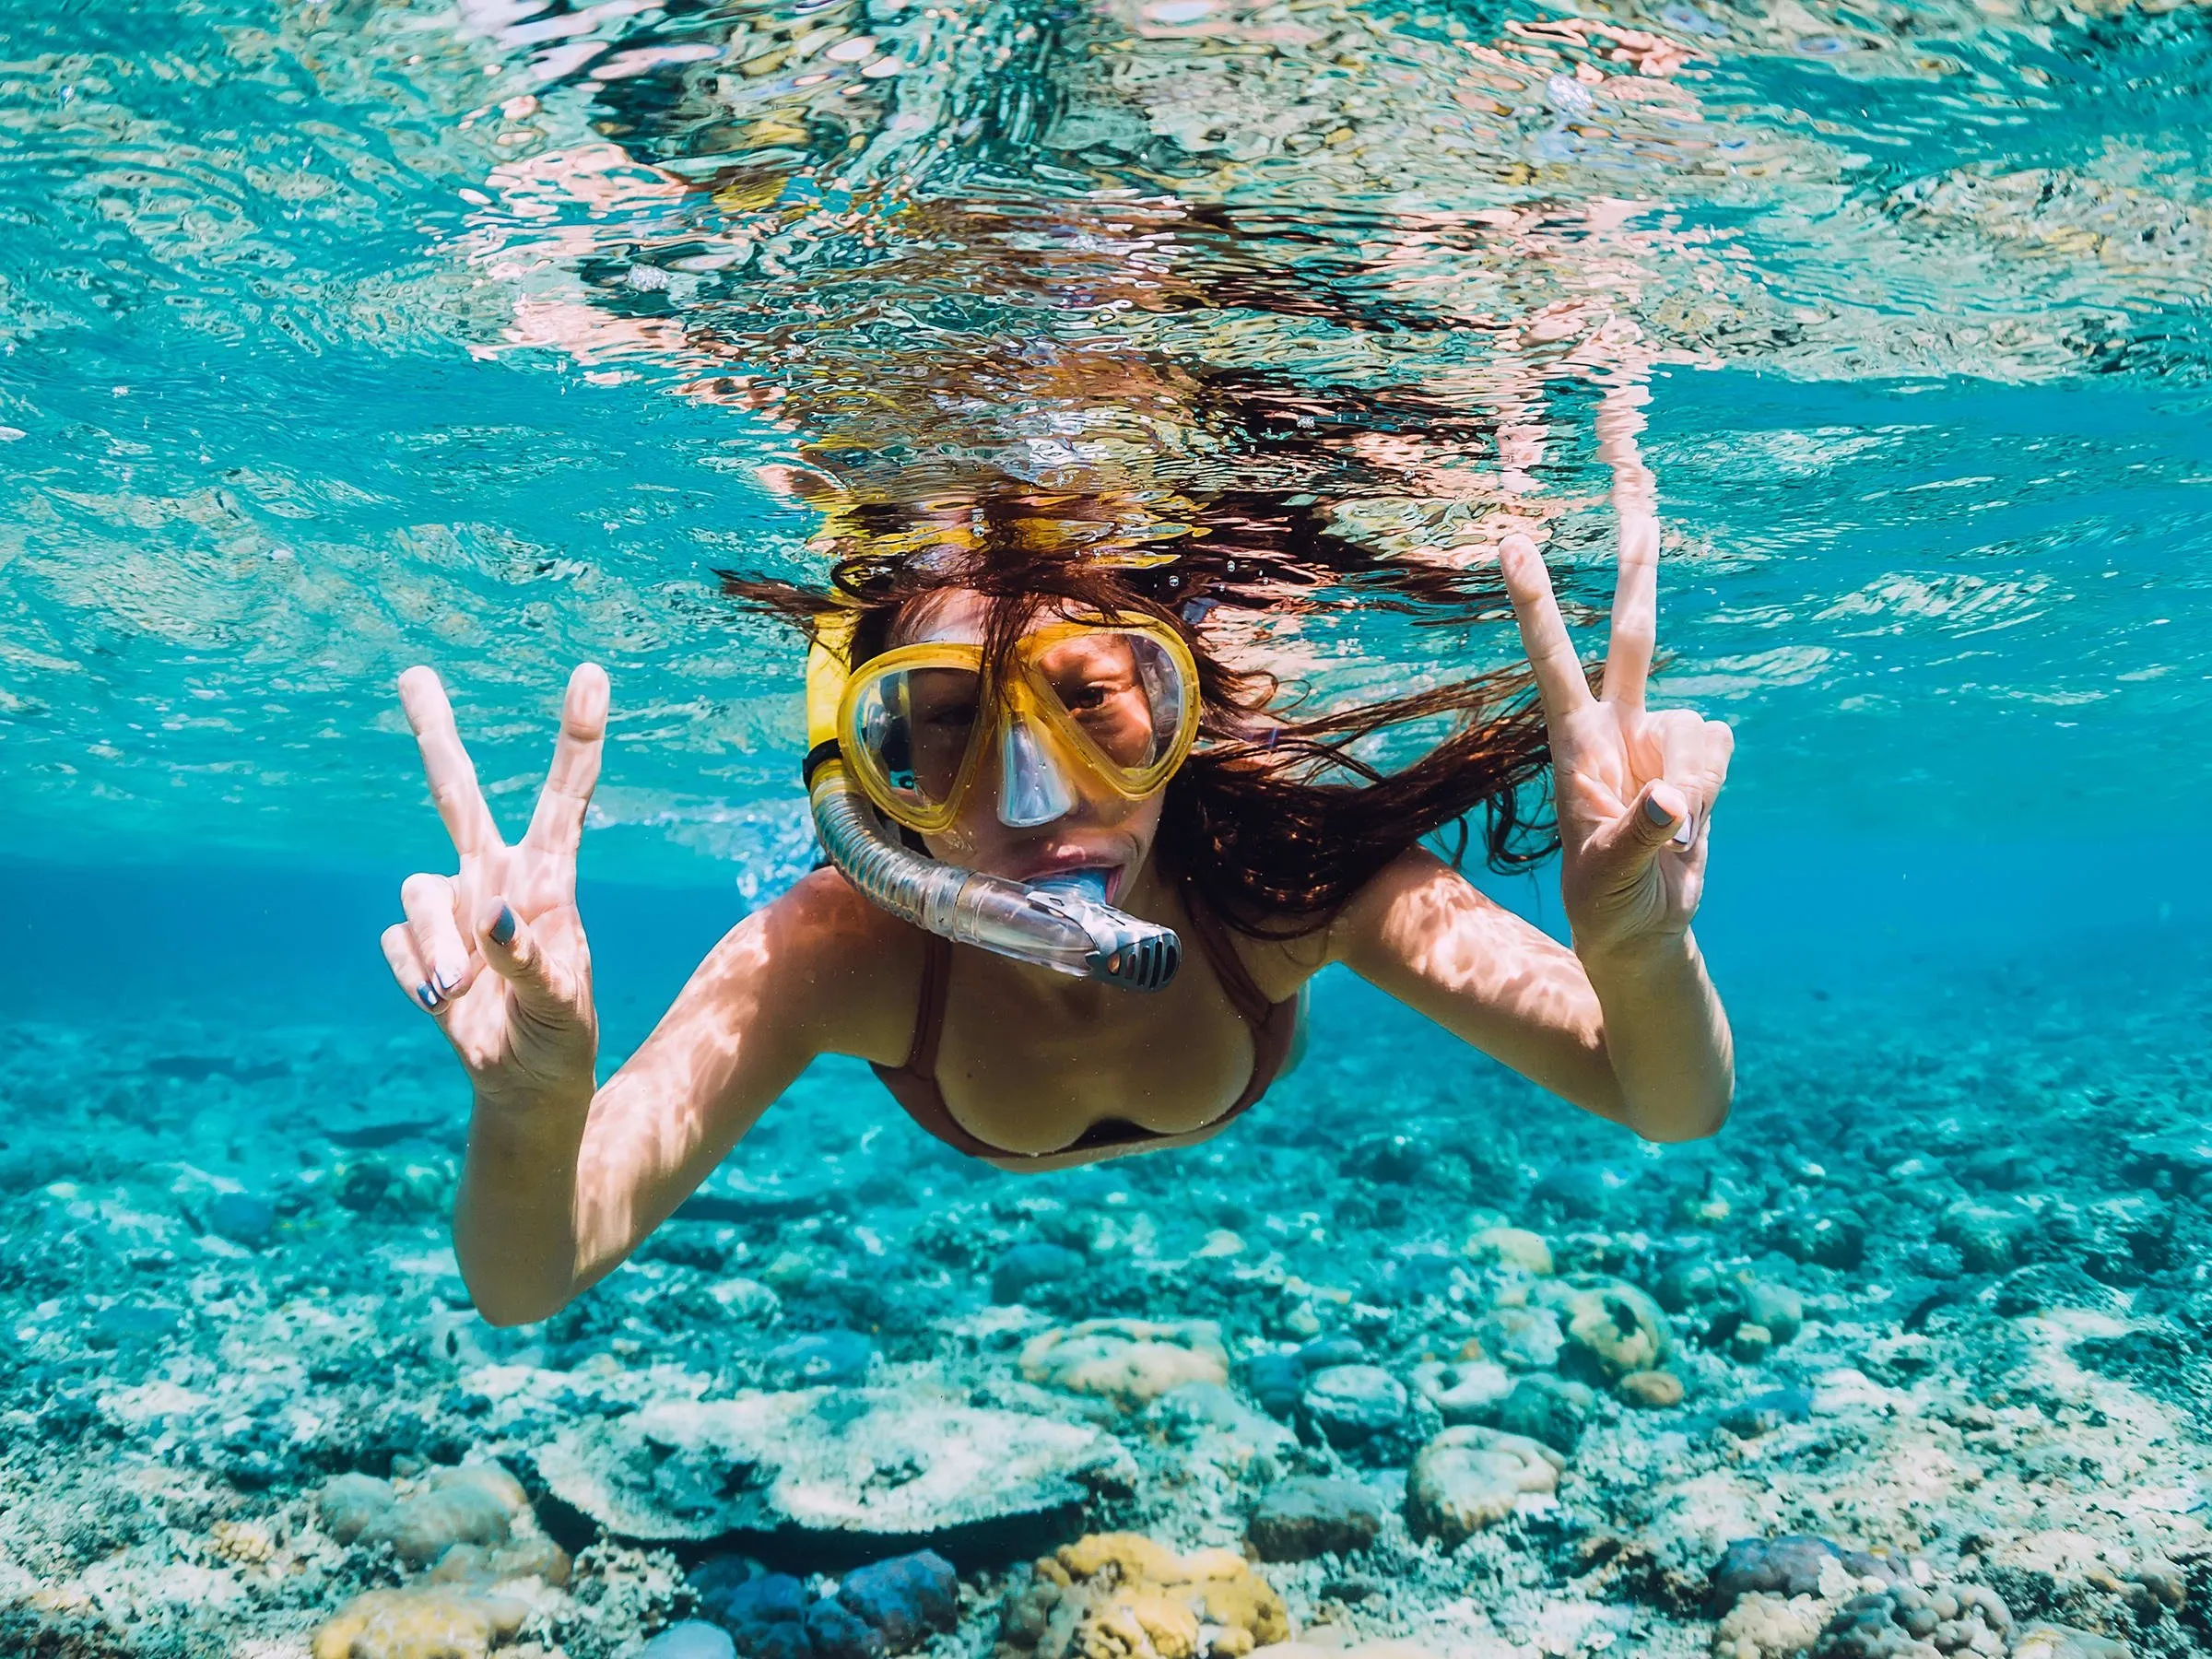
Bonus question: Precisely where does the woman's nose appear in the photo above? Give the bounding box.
[997,712,1077,827]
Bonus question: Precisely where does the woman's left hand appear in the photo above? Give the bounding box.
[1498,431,1734,959]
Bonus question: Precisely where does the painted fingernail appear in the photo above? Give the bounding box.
[1644,794,1677,827]
[488,905,517,947]
[1670,813,1697,848]
[416,982,441,1011]
[434,965,464,996]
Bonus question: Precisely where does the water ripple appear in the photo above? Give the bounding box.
[2,0,2210,865]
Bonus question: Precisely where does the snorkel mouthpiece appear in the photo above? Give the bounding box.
[807,768,1182,990]
[1029,868,1182,991]
[1030,867,1112,906]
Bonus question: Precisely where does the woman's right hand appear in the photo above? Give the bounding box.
[381,664,611,1112]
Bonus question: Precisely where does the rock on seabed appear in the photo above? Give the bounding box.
[535,1389,1135,1563]
[1404,1427,1564,1547]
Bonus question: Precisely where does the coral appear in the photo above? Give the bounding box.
[698,1567,809,1658]
[1739,1283,1804,1347]
[1475,1306,1565,1371]
[310,1586,529,1659]
[538,1391,1133,1545]
[1768,1211,1866,1271]
[1618,1370,1684,1409]
[206,1189,277,1246]
[1496,1374,1594,1455]
[1730,1324,1775,1365]
[1937,1201,2033,1275]
[1990,1263,2120,1317]
[1144,1381,1296,1473]
[641,1624,741,1659]
[1657,1257,1725,1312]
[1020,1321,1230,1406]
[308,1464,567,1657]
[381,1469,528,1571]
[689,1554,769,1620]
[762,1330,876,1388]
[1713,1592,1835,1659]
[994,1243,1090,1303]
[1539,1277,1671,1382]
[1716,1390,1814,1441]
[316,1466,530,1571]
[2009,1627,2129,1659]
[837,1551,960,1651]
[997,1533,1288,1659]
[1810,1583,2011,1658]
[1404,1429,1563,1547]
[210,1518,276,1565]
[1532,1161,1641,1221]
[1410,1359,1512,1425]
[320,1474,401,1544]
[1240,1351,1309,1418]
[805,1600,883,1659]
[1239,1338,1382,1422]
[1465,1226,1553,1277]
[697,1571,852,1659]
[1712,1536,1896,1610]
[689,1550,954,1658]
[425,1537,571,1589]
[1979,1531,2143,1628]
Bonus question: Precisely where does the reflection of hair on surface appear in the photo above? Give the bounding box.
[441,0,1687,950]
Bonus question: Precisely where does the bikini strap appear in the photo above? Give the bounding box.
[1176,883,1275,1030]
[904,929,955,1074]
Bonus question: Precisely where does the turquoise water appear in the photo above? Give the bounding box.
[4,0,2212,1654]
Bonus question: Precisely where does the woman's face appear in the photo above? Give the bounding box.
[891,590,1168,906]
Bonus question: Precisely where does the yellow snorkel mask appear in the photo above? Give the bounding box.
[837,617,1200,833]
[803,609,1189,991]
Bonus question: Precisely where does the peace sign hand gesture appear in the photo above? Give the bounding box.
[379,665,610,1111]
[1500,432,1734,959]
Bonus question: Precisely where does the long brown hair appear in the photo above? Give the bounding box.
[723,478,1570,939]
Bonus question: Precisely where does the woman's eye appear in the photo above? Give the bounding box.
[1065,684,1112,712]
[925,704,978,729]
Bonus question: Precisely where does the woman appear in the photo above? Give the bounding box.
[380,443,1735,1328]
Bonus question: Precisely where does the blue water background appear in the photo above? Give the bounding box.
[6,820,2204,1154]
[6,0,2212,1153]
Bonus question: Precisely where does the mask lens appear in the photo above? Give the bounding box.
[850,663,983,817]
[1032,630,1190,779]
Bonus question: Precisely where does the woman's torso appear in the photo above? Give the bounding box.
[865,880,1306,1171]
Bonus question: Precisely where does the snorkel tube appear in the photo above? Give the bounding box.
[804,612,1182,992]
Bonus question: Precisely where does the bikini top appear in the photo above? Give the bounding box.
[869,888,1300,1162]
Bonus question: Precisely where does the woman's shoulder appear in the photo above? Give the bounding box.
[1216,845,1462,996]
[1192,890,1332,1006]
[771,864,898,935]
[747,866,931,1064]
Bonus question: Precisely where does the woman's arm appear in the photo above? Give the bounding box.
[1329,847,1731,1140]
[1325,341,1734,1141]
[455,870,914,1325]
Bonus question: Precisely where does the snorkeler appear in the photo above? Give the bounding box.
[381,462,1735,1327]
